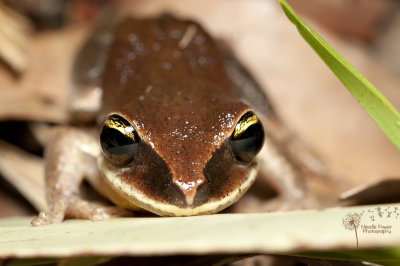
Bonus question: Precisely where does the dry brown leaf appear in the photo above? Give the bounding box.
[0,3,30,74]
[340,178,400,206]
[0,139,46,211]
[0,25,89,123]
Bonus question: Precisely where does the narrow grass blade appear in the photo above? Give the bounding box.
[279,0,400,151]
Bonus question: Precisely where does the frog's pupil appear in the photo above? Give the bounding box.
[100,118,139,166]
[230,112,264,162]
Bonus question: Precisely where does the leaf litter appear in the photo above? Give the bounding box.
[0,0,400,265]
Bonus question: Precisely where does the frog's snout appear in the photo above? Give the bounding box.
[173,178,205,206]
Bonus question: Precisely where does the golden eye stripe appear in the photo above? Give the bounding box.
[104,117,136,141]
[233,113,259,139]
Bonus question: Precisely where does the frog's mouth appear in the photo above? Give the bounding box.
[98,156,257,216]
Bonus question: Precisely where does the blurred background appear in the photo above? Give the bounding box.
[0,0,400,220]
[1,1,400,265]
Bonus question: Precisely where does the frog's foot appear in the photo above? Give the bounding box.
[31,197,132,227]
[31,211,61,226]
[67,198,132,221]
[31,199,68,226]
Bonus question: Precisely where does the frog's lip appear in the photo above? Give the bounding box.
[98,156,257,216]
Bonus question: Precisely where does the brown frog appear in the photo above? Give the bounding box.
[32,14,322,226]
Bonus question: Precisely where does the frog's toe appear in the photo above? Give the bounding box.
[31,212,49,226]
[90,206,132,221]
[91,207,108,221]
[31,197,132,226]
[31,199,68,226]
[31,210,64,227]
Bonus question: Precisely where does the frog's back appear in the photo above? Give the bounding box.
[71,14,274,124]
[101,15,240,116]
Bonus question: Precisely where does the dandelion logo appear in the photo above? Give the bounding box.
[342,212,362,248]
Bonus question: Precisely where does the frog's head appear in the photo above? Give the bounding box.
[98,101,264,216]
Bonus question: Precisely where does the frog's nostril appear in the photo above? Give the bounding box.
[174,179,204,206]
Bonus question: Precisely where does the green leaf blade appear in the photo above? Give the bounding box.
[279,0,400,151]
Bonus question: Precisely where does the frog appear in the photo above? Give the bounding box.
[31,14,324,226]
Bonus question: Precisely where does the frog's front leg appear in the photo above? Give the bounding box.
[31,127,128,226]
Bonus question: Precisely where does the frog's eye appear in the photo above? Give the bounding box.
[230,111,264,162]
[100,114,139,166]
